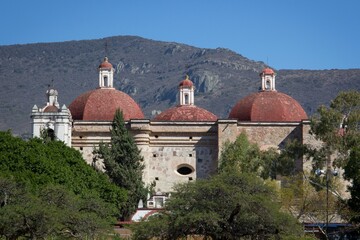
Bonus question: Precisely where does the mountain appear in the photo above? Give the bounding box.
[0,35,359,137]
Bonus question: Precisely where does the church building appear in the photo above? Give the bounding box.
[31,57,312,193]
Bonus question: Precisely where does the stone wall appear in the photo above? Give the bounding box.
[131,120,218,192]
[71,119,315,193]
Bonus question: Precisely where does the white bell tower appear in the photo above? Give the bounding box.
[31,87,72,146]
[98,57,115,88]
[179,75,195,106]
[260,68,276,91]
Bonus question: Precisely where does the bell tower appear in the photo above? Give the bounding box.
[260,68,276,91]
[98,57,114,88]
[179,75,195,106]
[31,87,72,146]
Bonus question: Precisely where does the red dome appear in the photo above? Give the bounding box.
[153,105,217,121]
[43,105,59,113]
[98,57,113,69]
[261,68,275,75]
[179,78,193,87]
[229,91,308,122]
[69,88,144,121]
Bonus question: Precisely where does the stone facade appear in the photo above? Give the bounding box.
[72,120,219,192]
[70,118,313,192]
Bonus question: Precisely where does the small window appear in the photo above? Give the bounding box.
[155,177,159,181]
[189,177,193,181]
[189,136,193,140]
[184,94,189,104]
[176,164,194,175]
[153,153,157,157]
[265,80,271,90]
[155,135,159,138]
[79,136,83,139]
[189,154,193,157]
[80,147,83,151]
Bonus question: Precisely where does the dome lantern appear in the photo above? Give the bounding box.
[153,75,217,121]
[98,57,114,88]
[46,87,59,108]
[178,75,195,106]
[260,68,276,91]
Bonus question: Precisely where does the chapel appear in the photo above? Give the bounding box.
[31,57,313,193]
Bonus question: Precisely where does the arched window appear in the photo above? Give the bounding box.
[265,80,271,90]
[184,94,189,105]
[41,128,55,142]
[104,76,108,87]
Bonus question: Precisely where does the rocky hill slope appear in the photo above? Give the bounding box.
[0,36,359,136]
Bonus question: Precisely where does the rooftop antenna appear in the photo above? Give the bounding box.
[185,63,190,78]
[104,41,108,57]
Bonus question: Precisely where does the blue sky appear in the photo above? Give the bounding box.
[1,0,359,70]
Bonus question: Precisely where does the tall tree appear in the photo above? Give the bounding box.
[94,109,147,219]
[310,90,359,168]
[132,171,309,240]
[309,90,360,222]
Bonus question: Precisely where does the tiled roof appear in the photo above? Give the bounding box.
[153,105,217,121]
[229,91,308,122]
[98,57,113,69]
[179,78,193,87]
[261,68,275,75]
[69,88,144,121]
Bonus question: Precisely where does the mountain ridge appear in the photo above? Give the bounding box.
[0,35,359,136]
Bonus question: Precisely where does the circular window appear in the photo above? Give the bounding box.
[176,164,194,175]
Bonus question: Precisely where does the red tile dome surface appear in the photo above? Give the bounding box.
[229,91,308,122]
[179,78,193,87]
[261,68,275,75]
[43,105,59,113]
[69,88,144,121]
[98,57,113,69]
[153,105,217,121]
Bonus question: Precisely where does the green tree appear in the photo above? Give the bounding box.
[217,129,333,237]
[93,109,147,219]
[0,130,127,211]
[219,132,263,175]
[309,90,360,223]
[132,171,307,240]
[0,179,115,239]
[344,146,360,222]
[0,130,127,239]
[219,132,298,180]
